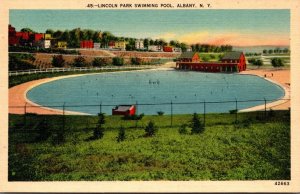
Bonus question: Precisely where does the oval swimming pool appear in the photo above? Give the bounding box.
[26,70,285,115]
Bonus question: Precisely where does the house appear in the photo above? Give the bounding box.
[112,105,136,116]
[176,51,247,73]
[108,41,115,49]
[186,46,192,52]
[148,45,163,52]
[44,34,52,40]
[173,47,182,53]
[177,52,200,63]
[163,46,173,52]
[135,39,144,50]
[221,51,246,71]
[93,42,101,49]
[35,39,51,49]
[80,40,94,48]
[57,41,67,49]
[8,25,19,46]
[30,33,44,42]
[115,41,126,50]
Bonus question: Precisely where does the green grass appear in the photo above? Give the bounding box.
[9,110,290,181]
[9,67,151,88]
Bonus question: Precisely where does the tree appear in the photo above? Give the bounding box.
[143,39,149,49]
[254,59,263,67]
[190,113,204,134]
[271,58,285,68]
[45,29,54,35]
[117,126,126,142]
[262,49,267,54]
[92,57,106,67]
[93,113,105,140]
[52,55,65,67]
[61,30,70,43]
[112,57,124,66]
[268,49,273,54]
[97,113,105,125]
[21,28,35,33]
[145,121,157,137]
[93,124,104,139]
[69,28,81,48]
[178,124,188,134]
[92,31,101,43]
[73,56,87,67]
[53,30,63,39]
[36,118,50,141]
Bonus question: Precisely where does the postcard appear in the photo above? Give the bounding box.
[0,0,299,192]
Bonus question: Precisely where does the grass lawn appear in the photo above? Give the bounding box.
[9,67,153,88]
[9,110,290,181]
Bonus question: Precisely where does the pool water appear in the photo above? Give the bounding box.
[27,70,285,115]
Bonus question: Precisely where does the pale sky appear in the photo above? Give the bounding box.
[10,10,290,46]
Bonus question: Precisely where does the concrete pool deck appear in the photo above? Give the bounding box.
[9,68,290,115]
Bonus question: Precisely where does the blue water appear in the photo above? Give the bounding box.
[27,70,285,115]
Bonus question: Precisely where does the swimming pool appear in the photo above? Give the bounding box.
[26,70,285,115]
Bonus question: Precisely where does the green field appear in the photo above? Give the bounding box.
[9,67,150,88]
[9,110,290,181]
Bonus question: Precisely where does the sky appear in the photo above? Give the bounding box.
[10,10,290,46]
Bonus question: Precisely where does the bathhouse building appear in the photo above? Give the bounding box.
[176,51,246,73]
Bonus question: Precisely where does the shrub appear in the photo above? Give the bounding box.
[90,113,106,140]
[92,57,107,67]
[117,126,126,142]
[190,113,204,134]
[178,124,188,134]
[93,124,104,139]
[36,118,51,141]
[131,57,142,65]
[271,58,285,68]
[112,57,124,66]
[145,121,158,137]
[229,109,238,114]
[52,55,65,67]
[157,111,164,116]
[73,56,87,67]
[97,113,105,125]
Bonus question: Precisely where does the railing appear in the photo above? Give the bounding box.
[8,65,160,76]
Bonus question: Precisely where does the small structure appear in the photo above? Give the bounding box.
[80,40,94,48]
[148,45,163,52]
[173,47,182,53]
[135,39,144,50]
[108,41,115,49]
[93,42,101,49]
[112,105,136,116]
[163,46,173,52]
[57,41,67,49]
[115,41,127,50]
[35,39,51,49]
[30,33,44,42]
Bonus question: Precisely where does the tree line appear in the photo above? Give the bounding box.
[20,27,233,52]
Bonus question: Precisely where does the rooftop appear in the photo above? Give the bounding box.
[113,105,134,112]
[222,51,243,60]
[178,51,197,59]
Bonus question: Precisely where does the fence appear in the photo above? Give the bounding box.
[8,65,159,76]
[9,98,290,131]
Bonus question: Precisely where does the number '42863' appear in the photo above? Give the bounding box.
[275,181,290,186]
